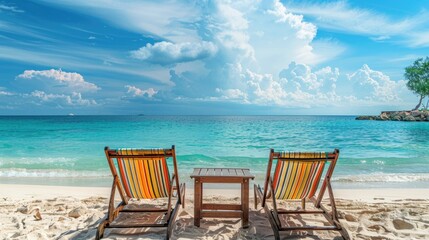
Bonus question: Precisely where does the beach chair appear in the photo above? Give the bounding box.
[254,149,350,239]
[96,146,185,240]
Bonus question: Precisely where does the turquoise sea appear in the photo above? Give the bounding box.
[0,115,428,188]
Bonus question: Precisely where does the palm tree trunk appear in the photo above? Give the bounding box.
[425,97,429,110]
[412,95,424,111]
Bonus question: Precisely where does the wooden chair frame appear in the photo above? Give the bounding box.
[254,149,350,240]
[96,145,185,240]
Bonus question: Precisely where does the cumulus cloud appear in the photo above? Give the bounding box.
[165,0,323,101]
[347,64,407,102]
[28,90,96,106]
[131,41,217,65]
[2,69,99,109]
[267,0,316,41]
[125,85,158,98]
[280,62,339,93]
[17,69,99,92]
[211,62,409,108]
[215,88,248,101]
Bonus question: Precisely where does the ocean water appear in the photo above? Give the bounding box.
[0,115,428,188]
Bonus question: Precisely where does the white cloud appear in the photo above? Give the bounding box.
[125,85,157,98]
[6,69,99,109]
[28,90,97,106]
[241,64,340,107]
[280,62,339,93]
[202,63,411,109]
[0,46,170,84]
[40,0,200,42]
[166,0,326,100]
[17,69,99,92]
[215,88,248,101]
[267,0,316,41]
[131,41,217,65]
[0,4,24,13]
[287,1,429,47]
[244,70,287,105]
[347,64,407,102]
[0,90,14,96]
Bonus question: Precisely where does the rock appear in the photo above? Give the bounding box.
[411,111,421,117]
[356,110,429,122]
[344,214,357,222]
[392,115,401,121]
[403,115,416,121]
[392,219,414,230]
[370,216,383,222]
[380,112,389,120]
[68,207,87,218]
[16,206,28,214]
[33,209,42,220]
[356,116,376,120]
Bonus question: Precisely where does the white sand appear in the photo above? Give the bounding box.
[1,184,428,239]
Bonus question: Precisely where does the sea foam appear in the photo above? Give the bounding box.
[333,173,429,183]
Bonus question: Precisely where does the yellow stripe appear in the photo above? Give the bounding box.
[152,159,162,198]
[126,150,139,198]
[143,160,155,198]
[133,158,144,199]
[285,162,299,198]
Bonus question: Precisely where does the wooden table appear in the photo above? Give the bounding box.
[190,168,255,228]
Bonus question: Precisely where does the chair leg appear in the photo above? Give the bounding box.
[96,219,108,239]
[166,200,181,240]
[273,229,280,240]
[340,227,351,240]
[181,183,186,208]
[253,184,257,209]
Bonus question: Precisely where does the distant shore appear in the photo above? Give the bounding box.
[356,110,429,121]
[1,184,428,239]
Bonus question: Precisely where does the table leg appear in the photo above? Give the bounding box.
[242,179,249,228]
[194,179,202,227]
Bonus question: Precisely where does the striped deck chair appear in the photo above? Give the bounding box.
[96,146,185,240]
[254,149,350,240]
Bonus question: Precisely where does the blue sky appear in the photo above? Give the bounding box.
[1,0,429,115]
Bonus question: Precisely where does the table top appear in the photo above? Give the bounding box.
[190,168,254,179]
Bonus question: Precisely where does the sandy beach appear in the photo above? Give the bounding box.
[1,184,428,240]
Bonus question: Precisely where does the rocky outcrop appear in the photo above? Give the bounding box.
[356,110,429,121]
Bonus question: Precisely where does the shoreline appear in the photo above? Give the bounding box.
[2,184,429,200]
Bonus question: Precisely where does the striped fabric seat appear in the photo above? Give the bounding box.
[273,152,326,200]
[116,148,171,199]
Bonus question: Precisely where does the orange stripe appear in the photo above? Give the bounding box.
[272,160,283,190]
[138,160,151,198]
[308,162,325,197]
[295,163,307,198]
[143,160,155,198]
